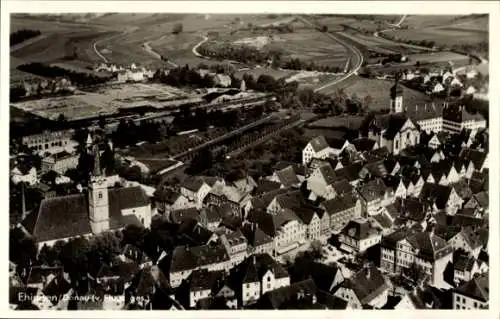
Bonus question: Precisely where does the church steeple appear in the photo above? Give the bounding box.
[88,141,109,234]
[390,79,404,114]
[92,144,102,177]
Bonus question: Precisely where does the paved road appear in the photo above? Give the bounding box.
[296,16,365,93]
[142,41,178,68]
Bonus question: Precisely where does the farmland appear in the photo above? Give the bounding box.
[383,15,488,48]
[11,83,191,121]
[320,75,437,111]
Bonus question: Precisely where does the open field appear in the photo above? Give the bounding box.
[11,83,192,121]
[234,67,296,80]
[309,115,365,130]
[384,27,488,47]
[384,15,488,48]
[321,76,437,111]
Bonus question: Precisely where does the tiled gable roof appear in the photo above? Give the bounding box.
[308,135,330,152]
[321,192,358,216]
[260,278,316,309]
[240,223,273,247]
[455,273,488,302]
[351,137,376,152]
[275,166,300,187]
[343,263,388,304]
[418,183,453,209]
[341,219,378,240]
[406,231,453,261]
[358,178,389,202]
[254,179,282,195]
[170,244,230,273]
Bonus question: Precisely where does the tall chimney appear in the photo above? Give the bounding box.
[21,182,27,220]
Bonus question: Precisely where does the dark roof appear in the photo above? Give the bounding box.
[154,187,181,204]
[401,198,428,221]
[293,206,319,225]
[341,219,378,240]
[343,263,388,304]
[240,223,273,247]
[418,183,453,209]
[321,192,358,216]
[254,179,282,195]
[331,179,354,195]
[292,260,342,292]
[170,244,230,273]
[381,228,413,249]
[373,213,393,229]
[248,188,290,210]
[170,207,200,224]
[358,178,389,202]
[189,269,225,292]
[42,273,71,305]
[23,265,64,286]
[453,253,476,272]
[316,290,348,309]
[259,279,317,309]
[247,208,300,237]
[127,265,172,298]
[328,137,348,150]
[200,206,223,223]
[318,164,337,185]
[275,166,300,187]
[332,162,363,182]
[459,149,487,170]
[406,103,443,121]
[370,114,409,140]
[362,160,389,178]
[451,180,473,200]
[181,176,218,192]
[443,105,485,123]
[180,222,215,246]
[308,135,330,152]
[231,253,289,285]
[455,273,488,302]
[351,137,377,152]
[23,186,147,242]
[406,231,453,261]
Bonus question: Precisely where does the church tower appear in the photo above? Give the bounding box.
[390,83,404,114]
[88,144,110,234]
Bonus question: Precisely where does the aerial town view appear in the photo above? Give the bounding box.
[8,12,490,311]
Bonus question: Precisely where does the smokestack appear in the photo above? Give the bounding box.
[21,182,26,220]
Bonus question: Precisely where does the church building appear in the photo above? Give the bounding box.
[21,139,152,249]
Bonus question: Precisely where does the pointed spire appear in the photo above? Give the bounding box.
[86,133,93,148]
[92,144,102,177]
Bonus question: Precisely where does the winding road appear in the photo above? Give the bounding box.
[296,16,365,93]
[142,41,178,67]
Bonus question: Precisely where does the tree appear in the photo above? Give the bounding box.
[9,228,37,268]
[59,237,91,281]
[98,115,106,129]
[172,23,183,35]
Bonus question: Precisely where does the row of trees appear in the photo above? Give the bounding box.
[154,65,216,88]
[379,32,436,49]
[112,119,168,149]
[17,63,112,86]
[197,40,346,74]
[10,28,41,46]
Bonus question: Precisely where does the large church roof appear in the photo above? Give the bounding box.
[22,186,149,243]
